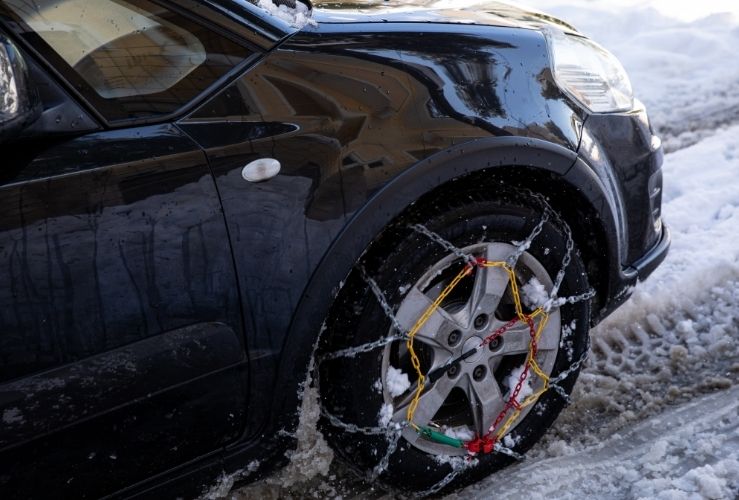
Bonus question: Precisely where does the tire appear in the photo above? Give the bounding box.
[317,188,591,495]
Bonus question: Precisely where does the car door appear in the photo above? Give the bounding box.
[0,0,257,496]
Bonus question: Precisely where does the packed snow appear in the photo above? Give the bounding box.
[443,426,476,441]
[226,1,739,498]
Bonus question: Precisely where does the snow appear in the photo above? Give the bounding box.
[452,386,739,500]
[385,365,411,397]
[378,403,394,427]
[502,364,533,405]
[200,461,260,500]
[444,426,476,441]
[228,343,334,498]
[521,276,549,309]
[257,0,317,29]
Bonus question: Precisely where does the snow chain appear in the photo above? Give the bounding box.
[318,193,595,490]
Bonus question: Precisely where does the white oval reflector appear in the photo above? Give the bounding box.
[242,158,281,183]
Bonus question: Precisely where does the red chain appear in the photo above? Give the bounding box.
[471,314,540,453]
[457,258,543,454]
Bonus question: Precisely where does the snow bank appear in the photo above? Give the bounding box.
[603,124,739,323]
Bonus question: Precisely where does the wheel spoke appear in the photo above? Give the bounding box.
[395,374,457,432]
[465,372,506,438]
[457,244,512,329]
[396,286,457,350]
[492,314,559,356]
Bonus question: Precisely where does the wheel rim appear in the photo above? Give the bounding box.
[381,242,562,456]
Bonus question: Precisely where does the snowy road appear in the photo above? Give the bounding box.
[230,1,739,499]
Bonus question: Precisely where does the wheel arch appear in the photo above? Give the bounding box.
[270,136,621,434]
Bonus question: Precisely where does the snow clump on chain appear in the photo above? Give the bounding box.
[385,366,411,397]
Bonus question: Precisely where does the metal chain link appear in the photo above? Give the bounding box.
[360,266,407,335]
[371,427,403,480]
[417,458,475,497]
[319,334,406,362]
[410,223,478,266]
[506,210,550,267]
[318,195,596,494]
[320,408,394,436]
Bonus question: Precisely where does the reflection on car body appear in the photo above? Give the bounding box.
[0,0,667,496]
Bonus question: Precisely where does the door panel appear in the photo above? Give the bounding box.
[0,124,246,496]
[0,323,245,498]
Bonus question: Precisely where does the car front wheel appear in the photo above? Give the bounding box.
[318,188,593,495]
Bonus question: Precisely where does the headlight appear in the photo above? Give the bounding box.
[547,30,633,113]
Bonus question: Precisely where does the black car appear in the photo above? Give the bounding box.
[0,0,669,497]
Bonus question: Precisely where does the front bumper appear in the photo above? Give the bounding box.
[628,223,671,282]
[577,102,669,322]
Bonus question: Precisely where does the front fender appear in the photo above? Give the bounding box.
[271,135,623,433]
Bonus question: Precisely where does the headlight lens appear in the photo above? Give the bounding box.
[548,31,633,113]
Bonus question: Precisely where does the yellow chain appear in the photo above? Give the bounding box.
[405,265,472,428]
[405,259,551,443]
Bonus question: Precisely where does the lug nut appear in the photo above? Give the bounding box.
[474,314,489,330]
[447,330,462,346]
[488,337,503,352]
[473,365,486,381]
[448,363,460,378]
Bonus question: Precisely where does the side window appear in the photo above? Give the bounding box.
[1,0,256,123]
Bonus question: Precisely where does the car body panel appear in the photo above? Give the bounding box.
[0,122,247,496]
[179,22,588,436]
[0,0,668,497]
[0,323,245,498]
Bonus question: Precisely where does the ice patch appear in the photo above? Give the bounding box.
[257,0,317,29]
[385,366,411,397]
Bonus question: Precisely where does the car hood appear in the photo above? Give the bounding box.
[311,0,578,32]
